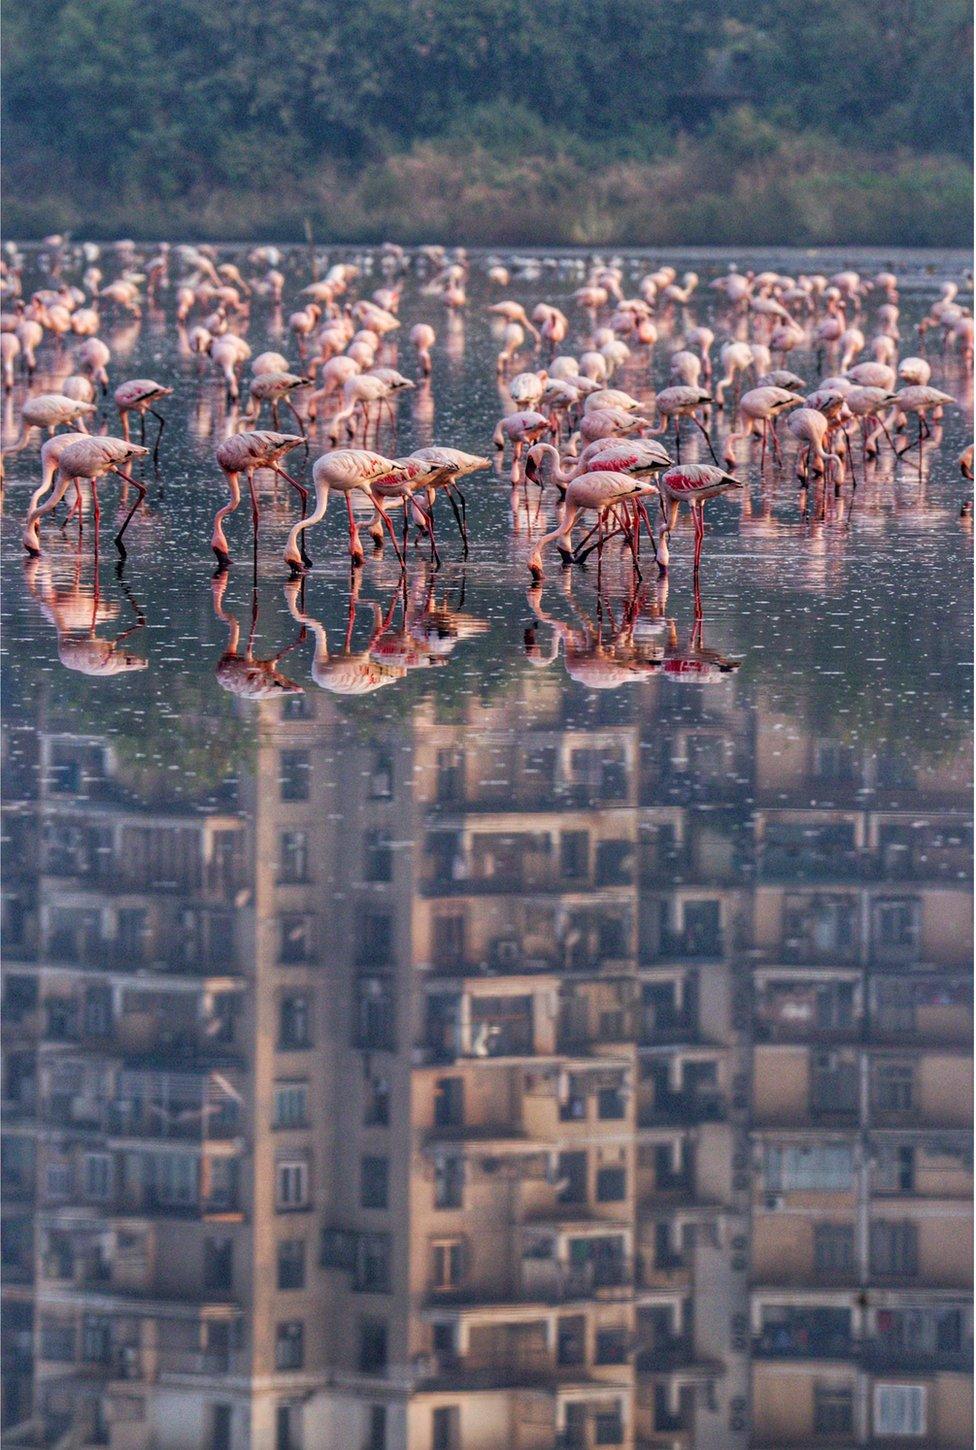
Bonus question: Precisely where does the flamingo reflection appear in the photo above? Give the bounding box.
[24,552,148,675]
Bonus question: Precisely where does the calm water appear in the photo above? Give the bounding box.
[1,246,972,1450]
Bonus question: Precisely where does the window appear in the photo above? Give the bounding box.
[431,1239,463,1291]
[282,694,310,719]
[360,912,394,965]
[432,1406,460,1450]
[871,1221,918,1277]
[274,1082,309,1130]
[355,974,396,1050]
[82,1153,112,1201]
[875,1144,915,1194]
[41,1318,76,1361]
[354,1232,391,1293]
[874,899,919,950]
[358,1319,388,1373]
[596,1166,626,1202]
[361,1156,389,1210]
[275,1404,302,1450]
[432,915,465,969]
[367,1405,387,1450]
[434,1155,464,1210]
[279,831,309,883]
[275,1322,304,1371]
[364,1075,390,1126]
[276,1159,309,1211]
[874,1384,926,1437]
[561,831,589,880]
[557,1316,586,1367]
[279,994,312,1050]
[764,1143,853,1192]
[46,1148,72,1194]
[434,1077,464,1128]
[594,1405,624,1445]
[204,1237,234,1292]
[277,1239,306,1290]
[813,1224,855,1275]
[595,1327,628,1364]
[364,830,393,883]
[84,985,112,1036]
[155,1153,198,1206]
[874,1062,914,1113]
[369,750,393,799]
[598,1086,626,1120]
[557,1152,587,1205]
[279,915,312,964]
[279,751,310,801]
[814,1385,854,1435]
[211,1404,233,1450]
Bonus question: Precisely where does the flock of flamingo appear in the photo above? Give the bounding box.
[2,238,973,692]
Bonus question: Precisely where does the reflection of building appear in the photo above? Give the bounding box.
[1,680,971,1449]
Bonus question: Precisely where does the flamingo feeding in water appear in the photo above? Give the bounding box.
[211,431,307,568]
[282,449,414,576]
[527,471,658,580]
[23,435,150,557]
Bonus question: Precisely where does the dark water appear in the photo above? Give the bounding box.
[1,246,972,1450]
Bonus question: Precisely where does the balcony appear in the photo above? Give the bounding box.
[429,1257,635,1309]
[639,1093,726,1127]
[648,932,724,964]
[38,1095,242,1143]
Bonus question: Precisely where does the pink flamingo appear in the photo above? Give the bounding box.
[658,464,744,574]
[211,431,307,567]
[282,449,413,576]
[23,435,149,557]
[527,470,658,581]
[115,378,173,462]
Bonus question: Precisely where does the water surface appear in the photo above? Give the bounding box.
[2,246,972,1450]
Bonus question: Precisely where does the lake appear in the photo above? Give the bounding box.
[1,244,972,1450]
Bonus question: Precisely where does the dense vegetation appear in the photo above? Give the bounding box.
[2,0,972,243]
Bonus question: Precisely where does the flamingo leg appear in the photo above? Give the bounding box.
[345,492,365,567]
[112,468,148,557]
[692,502,705,574]
[691,414,720,465]
[377,505,407,570]
[246,468,260,544]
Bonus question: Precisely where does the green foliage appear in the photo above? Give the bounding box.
[2,0,971,241]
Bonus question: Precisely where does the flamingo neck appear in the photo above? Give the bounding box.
[285,482,330,563]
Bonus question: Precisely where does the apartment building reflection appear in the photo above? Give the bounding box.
[1,676,971,1449]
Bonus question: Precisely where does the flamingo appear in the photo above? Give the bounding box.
[211,431,308,567]
[284,577,407,695]
[23,436,150,557]
[24,554,148,676]
[658,464,744,574]
[115,379,173,461]
[239,371,309,436]
[282,449,413,576]
[714,342,754,409]
[892,385,955,459]
[2,394,97,455]
[724,386,803,468]
[76,338,111,392]
[527,471,658,580]
[787,408,844,484]
[649,386,717,463]
[0,332,18,392]
[411,323,436,376]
